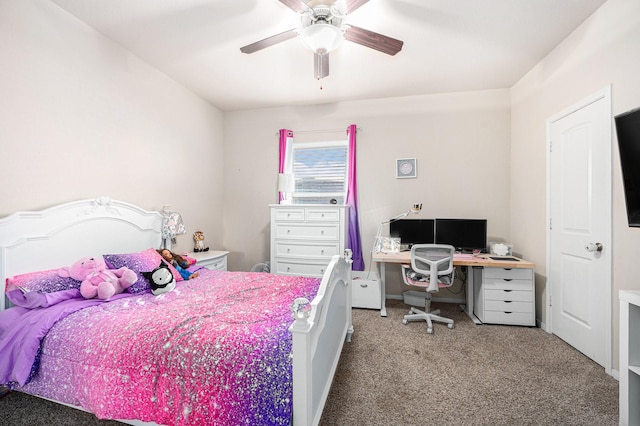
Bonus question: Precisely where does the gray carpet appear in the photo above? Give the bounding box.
[320,300,618,425]
[0,301,618,425]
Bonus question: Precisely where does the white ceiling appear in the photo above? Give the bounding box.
[50,0,607,112]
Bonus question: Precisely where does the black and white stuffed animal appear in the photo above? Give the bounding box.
[142,262,176,296]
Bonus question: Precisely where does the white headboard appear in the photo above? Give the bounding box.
[0,196,163,311]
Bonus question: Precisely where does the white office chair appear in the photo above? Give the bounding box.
[401,244,456,334]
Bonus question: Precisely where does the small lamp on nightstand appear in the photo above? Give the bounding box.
[161,207,186,249]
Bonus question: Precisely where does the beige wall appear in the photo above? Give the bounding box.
[0,0,225,255]
[4,0,637,374]
[511,0,640,371]
[223,90,512,298]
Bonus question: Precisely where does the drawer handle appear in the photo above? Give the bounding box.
[321,249,325,255]
[321,213,325,217]
[504,300,513,303]
[360,283,368,288]
[503,279,512,282]
[504,312,512,314]
[503,289,512,292]
[320,268,325,274]
[287,248,290,253]
[287,267,291,272]
[504,268,512,271]
[320,230,324,235]
[287,229,290,234]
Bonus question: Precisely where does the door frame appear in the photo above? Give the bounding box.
[545,85,612,375]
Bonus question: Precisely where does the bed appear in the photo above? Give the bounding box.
[0,197,353,426]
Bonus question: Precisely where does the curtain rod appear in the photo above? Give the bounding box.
[274,127,361,136]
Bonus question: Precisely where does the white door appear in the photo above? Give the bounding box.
[547,87,611,370]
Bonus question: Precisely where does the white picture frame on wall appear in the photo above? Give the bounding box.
[396,158,417,179]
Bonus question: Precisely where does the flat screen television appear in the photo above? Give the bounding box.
[615,106,640,227]
[389,219,435,246]
[434,218,487,253]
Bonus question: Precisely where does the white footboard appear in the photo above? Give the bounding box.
[290,251,353,426]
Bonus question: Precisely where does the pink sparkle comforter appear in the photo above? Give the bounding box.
[3,269,320,425]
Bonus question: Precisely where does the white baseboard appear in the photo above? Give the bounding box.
[611,368,619,381]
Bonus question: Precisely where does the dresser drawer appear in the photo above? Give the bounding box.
[483,310,535,326]
[485,289,533,302]
[273,208,305,221]
[484,267,533,280]
[485,300,533,313]
[483,278,532,291]
[273,241,340,258]
[272,259,329,277]
[306,208,341,222]
[274,223,340,240]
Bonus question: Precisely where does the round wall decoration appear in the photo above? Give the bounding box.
[396,158,417,179]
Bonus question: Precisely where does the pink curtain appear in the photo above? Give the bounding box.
[278,129,294,203]
[346,124,364,271]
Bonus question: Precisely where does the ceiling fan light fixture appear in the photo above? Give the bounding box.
[241,1,402,80]
[300,23,344,54]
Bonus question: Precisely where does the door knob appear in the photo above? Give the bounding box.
[585,242,603,253]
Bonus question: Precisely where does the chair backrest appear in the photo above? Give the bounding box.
[410,244,455,293]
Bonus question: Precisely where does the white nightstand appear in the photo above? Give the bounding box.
[188,250,229,271]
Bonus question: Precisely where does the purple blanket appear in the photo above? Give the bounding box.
[3,269,320,425]
[0,289,134,386]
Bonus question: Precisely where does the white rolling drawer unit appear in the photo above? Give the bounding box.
[473,267,535,326]
[270,205,348,278]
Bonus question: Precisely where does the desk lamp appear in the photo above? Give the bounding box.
[374,203,422,252]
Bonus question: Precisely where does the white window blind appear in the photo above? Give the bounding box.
[291,140,348,204]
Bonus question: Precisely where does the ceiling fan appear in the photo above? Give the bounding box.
[240,0,403,80]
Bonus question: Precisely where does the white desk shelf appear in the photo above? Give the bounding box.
[620,290,640,426]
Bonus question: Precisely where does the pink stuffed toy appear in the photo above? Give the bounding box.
[59,256,137,300]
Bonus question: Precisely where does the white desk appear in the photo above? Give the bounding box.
[372,252,535,323]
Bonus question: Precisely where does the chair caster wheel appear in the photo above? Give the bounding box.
[427,328,433,334]
[402,319,408,325]
[448,324,454,329]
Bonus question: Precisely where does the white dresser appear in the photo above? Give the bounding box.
[473,267,535,326]
[270,204,348,278]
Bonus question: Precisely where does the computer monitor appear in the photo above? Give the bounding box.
[434,218,487,253]
[389,219,435,246]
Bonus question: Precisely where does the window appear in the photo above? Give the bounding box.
[290,140,348,204]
